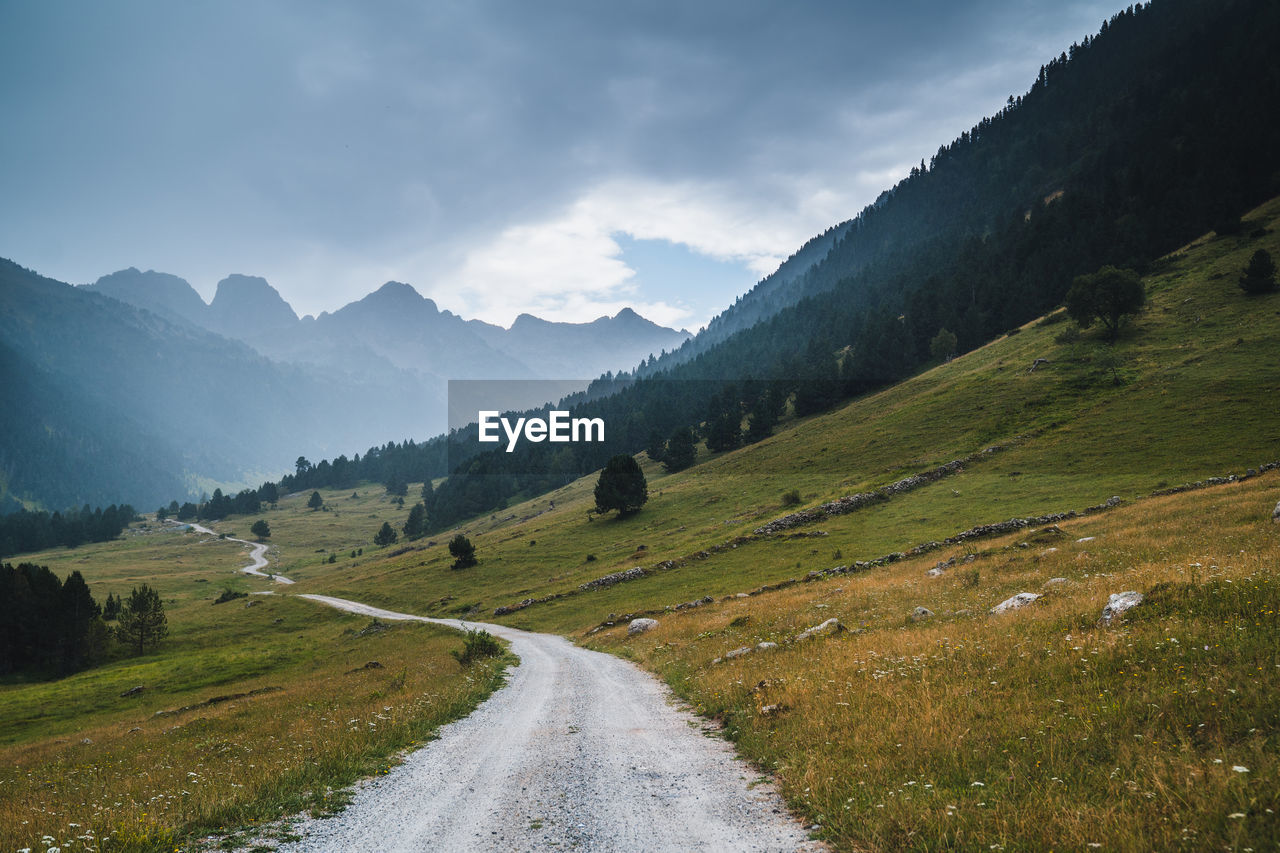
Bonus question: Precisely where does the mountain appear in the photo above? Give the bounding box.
[469,307,691,379]
[646,0,1280,377]
[206,274,299,339]
[417,0,1280,530]
[84,267,209,328]
[0,259,436,509]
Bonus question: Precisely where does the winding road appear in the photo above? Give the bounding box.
[169,519,293,584]
[279,595,822,852]
[169,521,817,849]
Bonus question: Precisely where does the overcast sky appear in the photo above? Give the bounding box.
[0,1,1122,329]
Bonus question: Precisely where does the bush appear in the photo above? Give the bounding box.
[781,489,802,507]
[213,588,248,604]
[451,629,502,665]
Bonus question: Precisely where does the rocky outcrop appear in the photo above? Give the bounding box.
[1099,591,1144,625]
[911,606,934,622]
[627,618,659,636]
[580,566,647,591]
[990,593,1040,614]
[795,617,843,641]
[755,447,1006,536]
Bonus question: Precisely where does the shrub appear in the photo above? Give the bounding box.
[213,588,247,605]
[451,629,502,665]
[781,489,802,507]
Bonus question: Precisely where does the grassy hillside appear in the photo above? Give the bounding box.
[0,521,509,852]
[4,201,1278,851]
[292,197,1280,634]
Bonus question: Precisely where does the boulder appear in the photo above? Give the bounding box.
[725,646,753,659]
[990,592,1040,614]
[627,618,659,636]
[757,641,779,651]
[1273,500,1280,523]
[120,685,146,698]
[911,606,934,622]
[1044,577,1069,588]
[795,617,843,641]
[1100,591,1144,625]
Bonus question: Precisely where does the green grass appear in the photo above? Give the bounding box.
[5,200,1280,851]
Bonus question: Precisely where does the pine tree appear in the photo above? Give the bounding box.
[663,427,697,473]
[1239,249,1277,294]
[117,584,168,655]
[307,491,324,511]
[403,503,427,540]
[374,521,398,547]
[250,519,270,540]
[594,454,649,517]
[448,534,477,569]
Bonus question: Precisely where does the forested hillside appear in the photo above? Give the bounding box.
[412,0,1280,532]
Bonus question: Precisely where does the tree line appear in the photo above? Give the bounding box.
[0,563,166,677]
[0,503,136,559]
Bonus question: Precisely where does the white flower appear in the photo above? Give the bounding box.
[1233,765,1250,773]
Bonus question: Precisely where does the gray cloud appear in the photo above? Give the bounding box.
[0,0,1122,324]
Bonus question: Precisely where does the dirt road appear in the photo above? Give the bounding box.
[282,594,820,852]
[170,519,292,584]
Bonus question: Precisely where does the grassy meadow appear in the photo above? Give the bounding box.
[3,200,1279,851]
[0,522,509,852]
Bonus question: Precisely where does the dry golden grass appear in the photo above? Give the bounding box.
[595,474,1280,851]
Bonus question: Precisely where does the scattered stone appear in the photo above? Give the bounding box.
[911,606,934,622]
[1100,591,1144,625]
[795,617,843,642]
[926,556,954,577]
[120,685,146,698]
[735,592,750,598]
[757,641,779,651]
[724,646,753,659]
[760,704,784,716]
[127,727,141,733]
[244,599,259,608]
[990,593,1040,614]
[1273,500,1280,524]
[627,618,659,636]
[1044,577,1069,588]
[1077,536,1095,543]
[581,566,647,592]
[81,737,93,745]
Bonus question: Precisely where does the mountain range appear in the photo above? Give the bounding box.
[0,264,689,511]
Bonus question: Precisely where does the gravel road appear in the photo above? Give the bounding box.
[284,594,822,852]
[169,519,291,583]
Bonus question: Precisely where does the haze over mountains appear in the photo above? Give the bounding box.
[0,262,690,511]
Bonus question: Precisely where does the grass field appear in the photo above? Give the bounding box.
[3,200,1279,851]
[0,523,509,852]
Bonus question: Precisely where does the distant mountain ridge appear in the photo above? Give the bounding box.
[83,269,689,381]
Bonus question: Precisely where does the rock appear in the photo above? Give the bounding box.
[990,592,1040,614]
[911,606,934,622]
[735,592,749,598]
[81,737,93,745]
[1100,591,1144,625]
[725,646,753,659]
[1044,577,1069,588]
[795,617,843,641]
[362,660,383,670]
[120,685,146,698]
[244,599,259,608]
[760,704,784,716]
[627,617,659,636]
[1273,500,1280,523]
[757,641,779,651]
